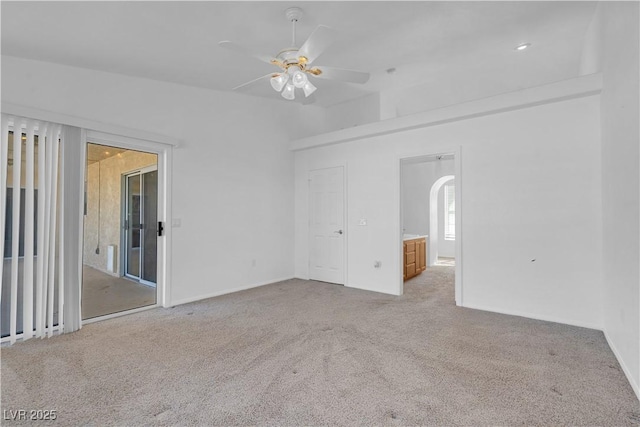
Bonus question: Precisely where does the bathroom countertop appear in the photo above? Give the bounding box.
[403,234,428,241]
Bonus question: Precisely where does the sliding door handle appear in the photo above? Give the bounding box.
[334,230,343,235]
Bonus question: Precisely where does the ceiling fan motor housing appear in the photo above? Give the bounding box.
[270,7,322,77]
[277,48,302,65]
[278,7,305,69]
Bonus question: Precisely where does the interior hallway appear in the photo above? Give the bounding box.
[3,265,637,425]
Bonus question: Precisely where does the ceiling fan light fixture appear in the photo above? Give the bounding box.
[220,6,370,103]
[302,80,317,97]
[291,69,308,88]
[281,83,296,100]
[270,73,289,92]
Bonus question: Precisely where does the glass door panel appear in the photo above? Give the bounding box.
[126,174,141,279]
[141,170,157,283]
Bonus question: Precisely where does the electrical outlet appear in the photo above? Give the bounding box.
[358,219,367,226]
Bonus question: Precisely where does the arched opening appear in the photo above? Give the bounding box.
[429,175,454,266]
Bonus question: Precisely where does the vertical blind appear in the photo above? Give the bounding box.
[1,115,64,344]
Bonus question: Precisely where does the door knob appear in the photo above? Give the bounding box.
[334,230,343,235]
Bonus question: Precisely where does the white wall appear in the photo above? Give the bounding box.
[1,55,326,306]
[325,93,380,132]
[579,3,603,76]
[295,89,603,329]
[321,63,585,134]
[401,158,454,236]
[401,162,430,235]
[600,2,640,397]
[438,180,455,258]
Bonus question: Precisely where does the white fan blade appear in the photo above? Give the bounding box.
[311,66,370,84]
[298,25,336,64]
[219,41,275,65]
[232,73,274,91]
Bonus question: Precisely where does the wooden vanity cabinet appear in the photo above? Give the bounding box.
[417,239,426,272]
[404,237,427,281]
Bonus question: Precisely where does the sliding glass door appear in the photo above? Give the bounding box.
[124,167,157,285]
[82,143,159,321]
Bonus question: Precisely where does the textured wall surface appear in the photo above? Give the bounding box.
[83,150,157,274]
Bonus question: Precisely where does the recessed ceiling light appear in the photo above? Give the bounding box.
[515,43,531,51]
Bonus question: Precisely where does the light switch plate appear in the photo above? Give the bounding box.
[358,219,367,226]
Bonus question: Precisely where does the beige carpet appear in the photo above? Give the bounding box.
[2,266,639,426]
[82,266,156,320]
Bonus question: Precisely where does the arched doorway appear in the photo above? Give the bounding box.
[429,175,454,266]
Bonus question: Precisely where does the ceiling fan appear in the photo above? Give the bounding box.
[219,7,370,101]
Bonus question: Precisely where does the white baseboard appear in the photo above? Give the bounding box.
[603,329,640,401]
[168,276,295,307]
[462,303,603,331]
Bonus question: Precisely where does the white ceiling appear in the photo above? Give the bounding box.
[1,1,597,107]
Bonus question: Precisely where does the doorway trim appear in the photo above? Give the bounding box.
[84,130,173,314]
[398,146,462,305]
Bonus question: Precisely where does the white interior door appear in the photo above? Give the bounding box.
[309,166,345,284]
